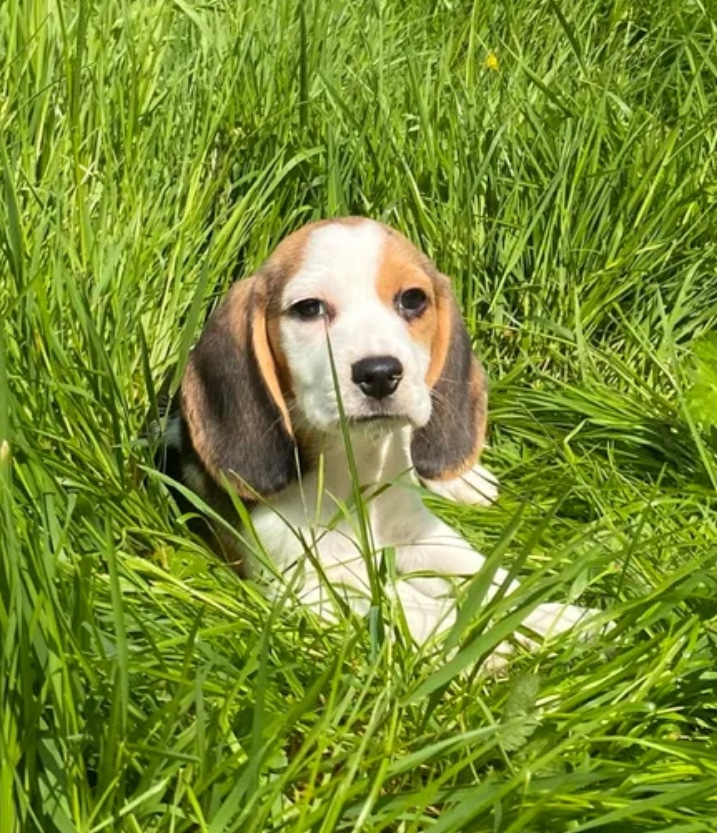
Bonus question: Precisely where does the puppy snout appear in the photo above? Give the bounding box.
[351,356,403,400]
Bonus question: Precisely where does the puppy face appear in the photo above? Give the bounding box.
[271,220,439,432]
[181,217,487,498]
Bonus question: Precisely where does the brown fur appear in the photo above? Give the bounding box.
[375,232,438,356]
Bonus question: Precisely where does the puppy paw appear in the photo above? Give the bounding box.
[395,578,456,645]
[479,641,516,676]
[480,607,610,675]
[421,464,499,506]
[519,602,610,647]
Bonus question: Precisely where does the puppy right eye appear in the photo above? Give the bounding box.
[290,299,327,320]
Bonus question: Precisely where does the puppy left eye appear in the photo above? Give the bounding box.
[290,298,327,319]
[397,288,428,317]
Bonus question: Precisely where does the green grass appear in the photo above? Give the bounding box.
[2,0,717,830]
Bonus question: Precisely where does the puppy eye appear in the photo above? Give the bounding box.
[397,288,428,317]
[290,298,327,320]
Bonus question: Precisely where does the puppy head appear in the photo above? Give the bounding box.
[181,217,487,498]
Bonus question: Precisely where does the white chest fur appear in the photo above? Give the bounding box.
[242,426,597,651]
[245,426,487,644]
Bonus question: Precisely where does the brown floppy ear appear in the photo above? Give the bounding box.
[411,280,488,481]
[180,276,297,498]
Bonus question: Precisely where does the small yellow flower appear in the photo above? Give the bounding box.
[485,51,499,71]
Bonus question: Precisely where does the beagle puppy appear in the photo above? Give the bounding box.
[165,217,594,652]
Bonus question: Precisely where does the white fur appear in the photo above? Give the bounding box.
[243,422,596,652]
[279,222,433,431]
[421,463,500,506]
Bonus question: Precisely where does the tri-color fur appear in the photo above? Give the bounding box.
[166,218,596,653]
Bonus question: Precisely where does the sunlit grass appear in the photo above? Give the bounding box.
[1,0,717,830]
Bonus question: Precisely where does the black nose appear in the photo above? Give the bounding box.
[351,356,403,400]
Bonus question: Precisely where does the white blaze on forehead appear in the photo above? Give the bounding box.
[283,220,387,306]
[277,218,433,431]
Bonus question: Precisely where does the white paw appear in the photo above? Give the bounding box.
[480,642,515,676]
[518,603,608,647]
[479,606,610,675]
[421,464,499,506]
[395,578,456,645]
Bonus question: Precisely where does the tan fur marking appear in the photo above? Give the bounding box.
[425,279,453,387]
[182,360,214,475]
[266,314,292,395]
[375,230,440,364]
[250,294,294,439]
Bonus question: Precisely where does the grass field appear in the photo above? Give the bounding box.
[2,0,717,830]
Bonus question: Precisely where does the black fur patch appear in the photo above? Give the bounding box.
[411,305,484,481]
[183,285,298,497]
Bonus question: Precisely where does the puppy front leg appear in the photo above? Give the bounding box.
[284,534,375,624]
[394,515,599,645]
[420,463,499,506]
[393,578,456,645]
[391,517,509,645]
[394,515,516,597]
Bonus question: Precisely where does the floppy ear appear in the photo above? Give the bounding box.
[180,276,297,498]
[411,282,488,481]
